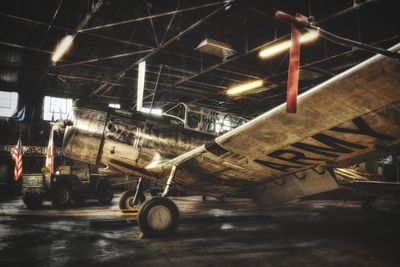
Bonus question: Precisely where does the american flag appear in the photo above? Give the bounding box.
[11,138,23,182]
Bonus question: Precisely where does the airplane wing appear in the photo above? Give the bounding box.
[150,44,400,207]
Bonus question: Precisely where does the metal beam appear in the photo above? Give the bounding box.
[0,12,264,79]
[173,0,381,88]
[55,49,153,68]
[32,0,105,91]
[173,36,285,87]
[160,0,180,45]
[150,65,163,111]
[0,13,155,50]
[92,1,233,97]
[35,0,64,58]
[145,0,159,46]
[80,1,227,32]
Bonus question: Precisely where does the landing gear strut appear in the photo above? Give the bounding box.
[119,177,146,212]
[137,166,180,238]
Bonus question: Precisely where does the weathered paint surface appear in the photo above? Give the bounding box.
[63,44,400,202]
[63,105,213,183]
[170,44,400,197]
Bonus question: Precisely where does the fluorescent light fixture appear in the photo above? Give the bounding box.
[226,79,264,96]
[258,30,319,59]
[142,107,162,115]
[137,61,146,111]
[108,103,120,109]
[52,35,74,63]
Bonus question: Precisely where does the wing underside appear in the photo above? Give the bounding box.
[146,43,400,206]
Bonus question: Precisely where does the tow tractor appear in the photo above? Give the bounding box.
[22,164,113,209]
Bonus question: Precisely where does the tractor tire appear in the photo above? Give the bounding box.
[51,183,72,209]
[97,182,114,205]
[23,195,43,209]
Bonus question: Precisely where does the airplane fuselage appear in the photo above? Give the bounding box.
[62,102,214,182]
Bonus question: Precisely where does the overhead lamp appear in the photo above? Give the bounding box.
[51,35,74,63]
[226,79,264,96]
[258,30,319,59]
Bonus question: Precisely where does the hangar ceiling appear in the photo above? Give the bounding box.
[1,0,399,118]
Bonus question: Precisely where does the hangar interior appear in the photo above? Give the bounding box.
[1,0,400,182]
[1,0,400,266]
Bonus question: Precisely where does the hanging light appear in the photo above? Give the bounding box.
[258,30,319,59]
[226,79,264,96]
[52,35,74,63]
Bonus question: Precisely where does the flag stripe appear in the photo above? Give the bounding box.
[11,138,23,182]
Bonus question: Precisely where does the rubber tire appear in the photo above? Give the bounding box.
[119,189,145,212]
[137,197,179,238]
[23,195,43,209]
[51,183,72,209]
[97,182,114,205]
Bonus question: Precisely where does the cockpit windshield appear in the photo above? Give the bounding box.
[163,103,248,136]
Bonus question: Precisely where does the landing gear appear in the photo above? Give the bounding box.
[137,166,180,238]
[119,178,145,212]
[137,197,179,237]
[119,189,145,211]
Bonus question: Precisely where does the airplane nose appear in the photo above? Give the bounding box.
[62,107,108,165]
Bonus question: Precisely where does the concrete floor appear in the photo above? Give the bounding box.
[1,193,400,267]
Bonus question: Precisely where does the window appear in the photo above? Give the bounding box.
[43,96,72,121]
[164,103,185,119]
[142,107,163,115]
[108,103,120,109]
[0,91,18,117]
[216,118,232,133]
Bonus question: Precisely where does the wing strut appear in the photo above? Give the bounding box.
[162,165,177,197]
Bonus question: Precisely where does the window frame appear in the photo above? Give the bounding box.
[42,96,73,121]
[0,91,19,118]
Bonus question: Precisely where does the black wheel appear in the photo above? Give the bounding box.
[119,189,145,212]
[51,183,72,209]
[137,197,179,237]
[23,195,43,209]
[97,182,114,205]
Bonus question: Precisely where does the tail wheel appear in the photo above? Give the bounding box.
[137,197,179,237]
[51,183,72,209]
[97,182,114,205]
[119,189,145,212]
[23,195,43,209]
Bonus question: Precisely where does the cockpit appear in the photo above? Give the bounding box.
[163,103,248,136]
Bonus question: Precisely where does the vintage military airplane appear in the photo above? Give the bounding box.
[61,43,400,237]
